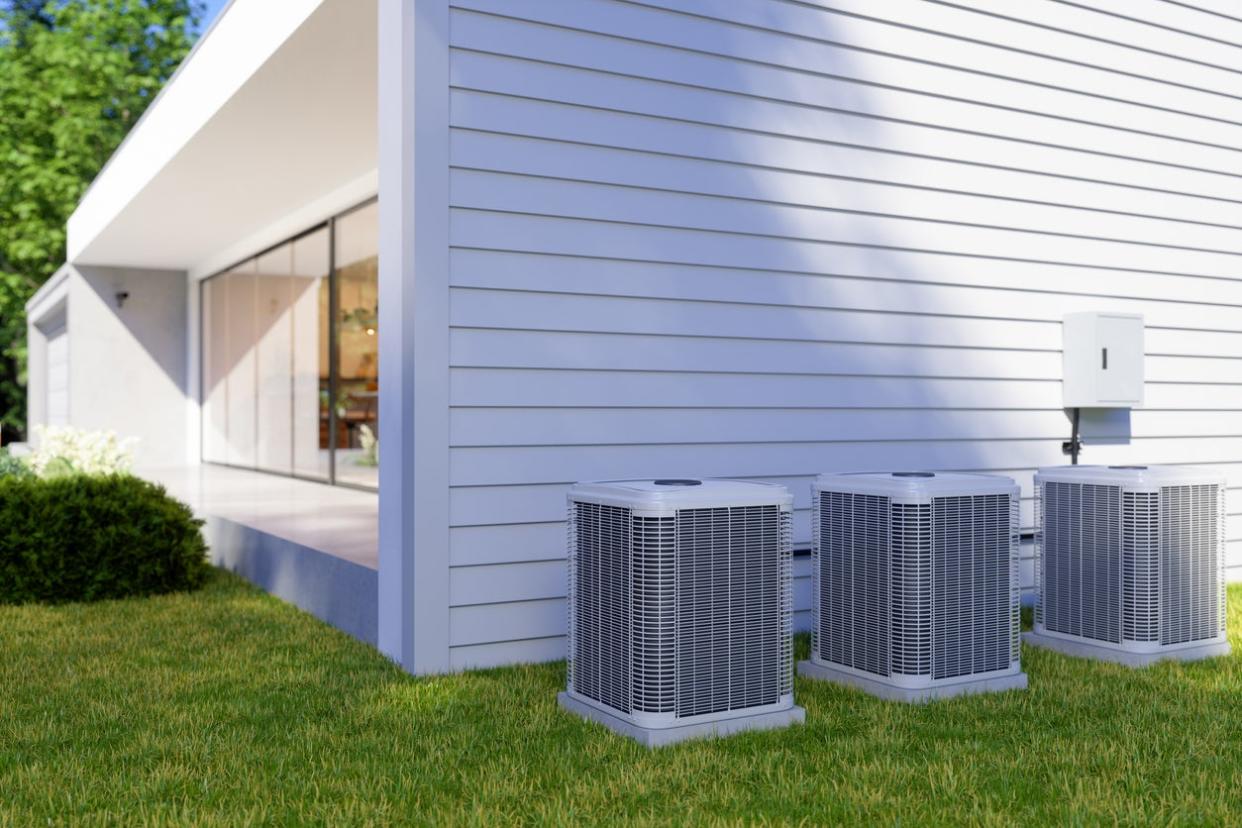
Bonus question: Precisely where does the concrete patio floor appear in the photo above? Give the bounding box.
[141,464,379,642]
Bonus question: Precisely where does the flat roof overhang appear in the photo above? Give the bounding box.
[67,0,377,278]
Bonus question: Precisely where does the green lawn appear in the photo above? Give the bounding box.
[3,571,1242,825]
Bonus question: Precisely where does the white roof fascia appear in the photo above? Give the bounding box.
[25,265,73,321]
[66,0,330,262]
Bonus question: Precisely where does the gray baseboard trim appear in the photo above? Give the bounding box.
[797,660,1028,702]
[557,693,805,747]
[205,515,377,645]
[1023,632,1230,667]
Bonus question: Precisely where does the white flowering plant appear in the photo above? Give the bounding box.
[28,425,137,478]
[357,424,379,467]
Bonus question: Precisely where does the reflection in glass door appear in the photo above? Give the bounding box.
[291,229,330,481]
[255,243,294,475]
[225,260,257,468]
[202,276,228,464]
[200,200,375,489]
[332,202,379,489]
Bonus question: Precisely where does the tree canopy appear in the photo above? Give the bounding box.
[0,0,201,438]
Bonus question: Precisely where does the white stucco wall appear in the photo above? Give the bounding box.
[26,265,188,467]
[435,0,1242,670]
[24,270,70,441]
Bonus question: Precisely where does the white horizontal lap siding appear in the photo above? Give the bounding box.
[444,0,1242,670]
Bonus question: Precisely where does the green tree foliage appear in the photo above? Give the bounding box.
[0,1,201,438]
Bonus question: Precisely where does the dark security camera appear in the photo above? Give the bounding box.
[115,291,130,309]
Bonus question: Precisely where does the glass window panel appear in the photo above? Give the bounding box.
[199,201,377,493]
[202,276,229,463]
[225,260,257,468]
[333,202,379,489]
[255,243,294,475]
[291,228,330,481]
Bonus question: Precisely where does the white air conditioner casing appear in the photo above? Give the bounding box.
[1028,465,1229,666]
[559,479,805,746]
[799,472,1028,702]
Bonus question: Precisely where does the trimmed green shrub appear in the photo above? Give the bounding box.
[0,474,209,604]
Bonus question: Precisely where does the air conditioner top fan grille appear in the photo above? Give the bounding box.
[1036,464,1226,490]
[817,471,1020,501]
[569,479,793,512]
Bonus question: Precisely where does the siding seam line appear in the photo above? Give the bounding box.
[450,206,1242,284]
[450,11,1242,146]
[1147,0,1242,25]
[448,50,1242,180]
[450,244,1242,312]
[445,464,1242,488]
[452,125,1242,233]
[451,87,1242,209]
[452,166,1242,260]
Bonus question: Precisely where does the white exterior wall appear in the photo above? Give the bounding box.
[44,325,69,427]
[438,0,1242,669]
[25,270,70,439]
[26,266,188,467]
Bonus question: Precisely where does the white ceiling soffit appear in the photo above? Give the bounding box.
[67,0,377,272]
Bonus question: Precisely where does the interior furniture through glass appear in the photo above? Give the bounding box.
[200,199,377,489]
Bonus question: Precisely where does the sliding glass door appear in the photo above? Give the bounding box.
[332,202,379,489]
[201,276,229,464]
[254,242,294,475]
[292,229,331,481]
[225,259,257,468]
[200,199,376,489]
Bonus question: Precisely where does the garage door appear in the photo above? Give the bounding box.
[45,323,68,426]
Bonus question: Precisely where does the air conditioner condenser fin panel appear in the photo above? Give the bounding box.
[804,472,1025,701]
[1030,465,1228,666]
[565,479,801,745]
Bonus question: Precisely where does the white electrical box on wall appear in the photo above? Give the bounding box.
[1062,312,1144,408]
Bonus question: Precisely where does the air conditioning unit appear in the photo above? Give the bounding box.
[559,479,805,746]
[799,472,1027,702]
[1028,465,1229,666]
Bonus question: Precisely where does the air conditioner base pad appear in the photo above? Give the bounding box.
[797,660,1028,703]
[1023,632,1230,667]
[557,692,805,748]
